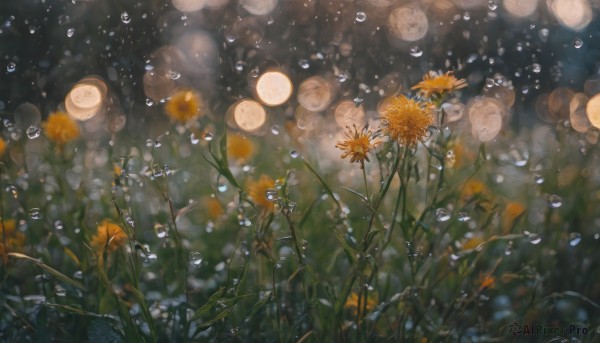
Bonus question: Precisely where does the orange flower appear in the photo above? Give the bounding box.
[43,112,80,145]
[411,71,467,99]
[381,95,433,146]
[461,235,485,251]
[0,219,25,265]
[335,125,379,169]
[227,133,255,163]
[478,273,496,291]
[164,89,202,123]
[205,197,224,220]
[344,292,377,317]
[247,175,276,211]
[90,220,128,255]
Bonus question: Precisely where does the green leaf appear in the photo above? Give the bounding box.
[7,252,84,290]
[99,289,116,314]
[303,160,341,209]
[128,286,157,341]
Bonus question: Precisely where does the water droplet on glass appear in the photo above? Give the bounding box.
[569,232,582,246]
[29,26,36,34]
[547,194,562,208]
[169,71,181,80]
[54,285,67,297]
[154,224,167,238]
[189,252,203,267]
[145,98,154,106]
[573,38,583,48]
[203,132,214,141]
[234,61,244,71]
[29,208,42,220]
[435,208,451,222]
[67,27,75,37]
[26,125,41,139]
[290,150,299,158]
[457,212,471,222]
[54,220,64,230]
[355,11,367,22]
[7,62,16,73]
[271,125,280,135]
[531,63,541,73]
[121,12,131,24]
[217,182,228,192]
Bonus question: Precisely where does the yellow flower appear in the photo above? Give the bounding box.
[90,220,128,255]
[335,125,379,169]
[344,292,377,317]
[0,138,6,157]
[247,175,276,211]
[43,112,80,145]
[164,89,202,123]
[411,71,467,98]
[0,219,25,265]
[461,235,485,251]
[227,133,255,163]
[381,95,434,146]
[503,202,526,233]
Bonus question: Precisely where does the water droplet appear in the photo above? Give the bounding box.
[435,208,451,222]
[298,59,310,69]
[6,184,18,199]
[54,220,64,230]
[67,27,75,37]
[409,45,423,57]
[290,150,299,158]
[488,0,498,10]
[29,26,36,34]
[546,194,562,208]
[355,11,367,22]
[573,38,583,48]
[569,232,582,246]
[463,11,471,21]
[154,224,167,238]
[525,231,541,245]
[234,61,244,71]
[203,132,214,141]
[217,182,228,192]
[594,233,600,240]
[169,71,181,80]
[265,188,278,202]
[144,253,157,266]
[121,11,131,24]
[457,212,471,222]
[7,62,16,73]
[145,98,154,106]
[189,252,203,267]
[54,285,67,297]
[189,133,200,144]
[271,125,280,135]
[275,260,283,269]
[534,173,544,184]
[29,208,42,220]
[504,241,513,255]
[225,34,236,43]
[531,63,541,73]
[26,125,41,139]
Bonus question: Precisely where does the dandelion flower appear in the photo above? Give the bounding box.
[0,138,6,157]
[344,292,377,316]
[90,220,128,255]
[0,219,25,265]
[335,125,379,169]
[411,71,467,99]
[43,112,80,145]
[247,175,276,211]
[227,133,255,163]
[164,89,202,123]
[381,95,433,146]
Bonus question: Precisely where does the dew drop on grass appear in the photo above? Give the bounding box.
[524,231,541,245]
[457,212,471,222]
[573,38,583,48]
[26,125,41,139]
[275,260,283,269]
[121,11,131,24]
[504,241,513,255]
[409,45,423,57]
[144,253,157,266]
[547,194,562,208]
[290,150,299,158]
[145,99,154,106]
[534,173,544,184]
[54,220,64,230]
[217,182,228,192]
[569,232,582,246]
[298,59,309,69]
[271,125,280,135]
[29,208,42,220]
[189,252,203,267]
[203,132,213,141]
[265,188,277,201]
[67,28,74,37]
[6,185,18,199]
[435,208,451,222]
[73,271,83,279]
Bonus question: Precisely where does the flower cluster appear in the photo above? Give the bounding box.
[90,219,128,255]
[43,112,81,145]
[164,89,203,123]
